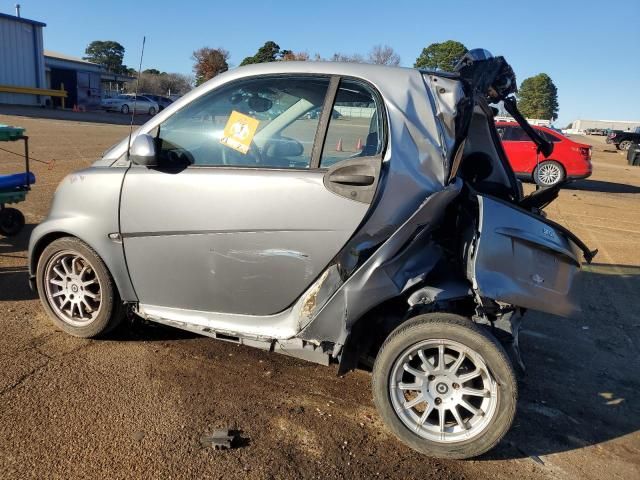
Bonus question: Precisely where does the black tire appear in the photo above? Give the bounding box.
[533,160,565,187]
[0,207,25,236]
[372,313,517,459]
[121,104,130,115]
[36,237,124,338]
[619,140,632,151]
[148,107,156,115]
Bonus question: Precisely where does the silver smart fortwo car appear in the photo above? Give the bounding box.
[29,50,595,459]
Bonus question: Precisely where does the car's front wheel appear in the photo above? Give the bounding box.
[534,160,565,187]
[148,106,156,115]
[36,237,124,338]
[372,313,517,459]
[618,140,632,151]
[121,104,130,115]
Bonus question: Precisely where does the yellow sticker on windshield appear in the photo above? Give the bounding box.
[219,111,260,155]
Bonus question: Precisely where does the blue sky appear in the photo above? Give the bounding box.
[13,0,640,126]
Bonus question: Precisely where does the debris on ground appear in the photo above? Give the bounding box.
[200,429,236,450]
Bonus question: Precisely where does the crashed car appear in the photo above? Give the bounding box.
[28,50,595,459]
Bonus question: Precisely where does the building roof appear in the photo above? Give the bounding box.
[44,50,100,67]
[0,12,46,27]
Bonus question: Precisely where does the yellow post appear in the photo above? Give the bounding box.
[60,83,65,109]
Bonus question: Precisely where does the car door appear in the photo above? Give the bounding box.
[134,96,148,113]
[119,75,385,316]
[501,125,538,174]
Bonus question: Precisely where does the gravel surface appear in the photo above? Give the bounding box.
[0,110,638,479]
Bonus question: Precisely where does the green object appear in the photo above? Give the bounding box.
[0,190,27,204]
[0,124,25,142]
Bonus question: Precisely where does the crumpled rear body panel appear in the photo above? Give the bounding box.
[469,195,582,318]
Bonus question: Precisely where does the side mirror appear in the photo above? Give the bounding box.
[264,137,304,158]
[129,134,157,166]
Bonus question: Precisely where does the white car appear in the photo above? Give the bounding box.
[100,95,159,115]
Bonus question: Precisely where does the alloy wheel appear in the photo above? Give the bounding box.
[537,162,562,186]
[44,250,102,326]
[389,339,498,443]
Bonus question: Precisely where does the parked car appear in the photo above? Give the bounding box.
[627,142,640,166]
[496,121,592,187]
[141,94,173,111]
[100,94,159,115]
[304,106,342,119]
[605,129,623,144]
[607,127,640,150]
[585,128,607,136]
[28,51,595,460]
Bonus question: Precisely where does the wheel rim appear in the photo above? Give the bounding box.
[389,339,498,443]
[537,163,562,186]
[44,250,102,326]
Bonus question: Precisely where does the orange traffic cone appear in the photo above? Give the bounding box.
[336,138,343,152]
[356,137,363,150]
[72,104,78,112]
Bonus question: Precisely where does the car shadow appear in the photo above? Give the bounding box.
[0,224,38,301]
[106,317,200,342]
[482,263,640,461]
[567,179,640,194]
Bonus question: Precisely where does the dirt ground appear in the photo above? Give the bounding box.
[0,109,638,479]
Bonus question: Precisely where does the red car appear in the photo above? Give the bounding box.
[496,122,592,187]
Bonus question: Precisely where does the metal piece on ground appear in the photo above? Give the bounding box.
[200,430,235,449]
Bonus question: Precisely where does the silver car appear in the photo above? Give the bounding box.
[28,50,594,459]
[100,94,159,115]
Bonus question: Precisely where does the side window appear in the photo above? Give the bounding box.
[157,76,330,168]
[507,126,531,141]
[320,80,382,167]
[540,130,561,142]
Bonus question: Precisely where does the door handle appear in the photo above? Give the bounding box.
[328,174,375,186]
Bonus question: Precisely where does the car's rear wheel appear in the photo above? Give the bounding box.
[618,140,632,151]
[121,104,130,115]
[0,207,25,236]
[36,237,124,338]
[534,160,565,187]
[372,313,517,459]
[148,106,156,115]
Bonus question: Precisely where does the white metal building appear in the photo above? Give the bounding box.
[494,115,551,127]
[572,119,640,132]
[0,12,46,105]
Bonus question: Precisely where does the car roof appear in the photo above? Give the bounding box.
[228,61,415,78]
[496,121,551,131]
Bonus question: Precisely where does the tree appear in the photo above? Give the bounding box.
[414,40,468,71]
[240,41,281,65]
[368,45,400,66]
[192,47,229,86]
[84,41,127,73]
[281,50,310,61]
[143,68,162,75]
[330,52,365,63]
[517,73,559,121]
[127,72,193,95]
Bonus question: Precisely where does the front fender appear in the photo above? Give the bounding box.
[28,167,137,302]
